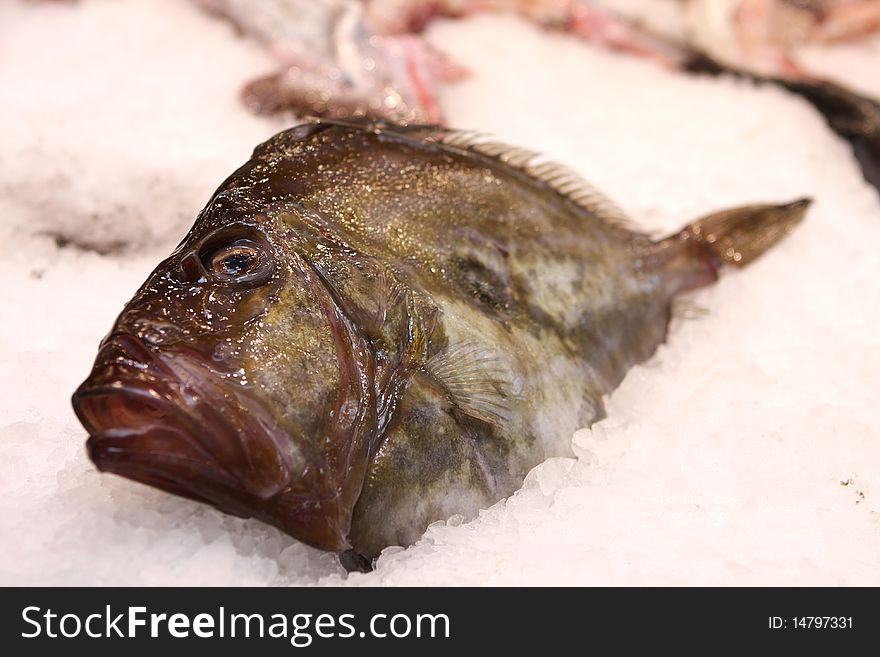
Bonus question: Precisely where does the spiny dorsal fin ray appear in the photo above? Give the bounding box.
[424,128,633,231]
[457,136,633,230]
[307,118,635,232]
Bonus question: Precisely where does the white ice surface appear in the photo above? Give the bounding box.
[1,0,878,586]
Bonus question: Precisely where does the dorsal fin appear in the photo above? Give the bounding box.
[307,117,635,232]
[436,129,633,230]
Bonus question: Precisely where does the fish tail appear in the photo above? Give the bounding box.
[654,198,811,295]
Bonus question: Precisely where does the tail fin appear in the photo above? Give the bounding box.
[656,198,811,294]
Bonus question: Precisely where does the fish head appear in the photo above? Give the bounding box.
[72,210,376,551]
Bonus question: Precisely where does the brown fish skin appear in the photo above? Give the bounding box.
[72,120,808,565]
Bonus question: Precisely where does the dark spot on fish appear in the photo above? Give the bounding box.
[451,254,512,315]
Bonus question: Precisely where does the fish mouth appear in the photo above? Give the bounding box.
[73,333,291,509]
[72,334,353,550]
[78,385,238,506]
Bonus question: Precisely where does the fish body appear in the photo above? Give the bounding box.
[72,120,807,566]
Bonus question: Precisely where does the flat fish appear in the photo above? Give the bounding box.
[72,119,808,570]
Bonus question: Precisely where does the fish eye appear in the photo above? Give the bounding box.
[198,226,275,286]
[211,244,261,277]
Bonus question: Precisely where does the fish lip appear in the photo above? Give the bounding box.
[84,426,249,514]
[72,333,353,551]
[73,383,221,471]
[72,369,256,516]
[72,333,292,502]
